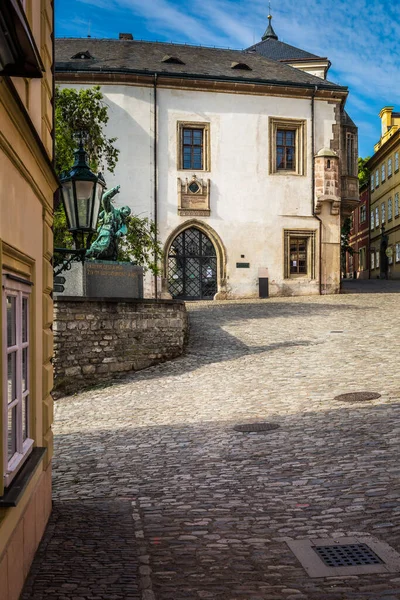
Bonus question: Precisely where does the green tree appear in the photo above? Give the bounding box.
[358,156,370,188]
[54,86,162,274]
[55,86,119,175]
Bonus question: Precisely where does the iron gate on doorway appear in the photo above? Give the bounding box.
[168,227,217,300]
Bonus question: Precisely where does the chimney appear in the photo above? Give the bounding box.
[119,33,134,40]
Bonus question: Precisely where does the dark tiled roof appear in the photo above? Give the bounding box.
[342,110,357,129]
[247,38,323,62]
[55,39,345,91]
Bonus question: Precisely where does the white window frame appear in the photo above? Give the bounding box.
[381,163,386,183]
[381,202,386,224]
[388,158,393,177]
[376,251,380,269]
[371,174,374,192]
[395,193,399,217]
[371,252,375,269]
[388,198,393,221]
[360,204,367,223]
[396,243,400,263]
[375,169,379,187]
[371,210,375,230]
[375,207,379,229]
[2,275,33,487]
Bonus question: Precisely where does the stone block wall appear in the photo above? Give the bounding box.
[53,298,188,396]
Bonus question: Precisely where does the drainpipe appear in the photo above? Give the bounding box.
[153,74,158,298]
[311,85,323,295]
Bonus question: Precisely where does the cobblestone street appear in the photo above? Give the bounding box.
[23,294,400,599]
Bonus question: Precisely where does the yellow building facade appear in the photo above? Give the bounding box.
[368,107,400,278]
[0,0,57,598]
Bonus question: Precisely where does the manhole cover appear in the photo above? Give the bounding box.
[334,391,381,402]
[233,423,280,433]
[313,544,384,567]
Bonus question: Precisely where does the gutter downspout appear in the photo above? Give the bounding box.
[311,85,323,295]
[153,73,158,298]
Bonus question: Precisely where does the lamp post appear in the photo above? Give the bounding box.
[54,140,106,276]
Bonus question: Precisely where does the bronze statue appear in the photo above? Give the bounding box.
[86,185,131,261]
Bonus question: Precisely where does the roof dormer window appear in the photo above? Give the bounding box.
[71,50,93,60]
[162,55,185,65]
[231,62,252,71]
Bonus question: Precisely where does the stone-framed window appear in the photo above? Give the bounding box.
[371,210,375,230]
[177,122,210,171]
[396,152,399,172]
[360,204,367,223]
[371,252,375,270]
[381,163,386,183]
[371,174,374,192]
[395,193,399,218]
[381,202,386,224]
[284,229,316,279]
[388,197,393,221]
[269,118,306,176]
[375,207,379,228]
[388,157,393,177]
[359,246,366,271]
[2,274,33,487]
[346,132,357,176]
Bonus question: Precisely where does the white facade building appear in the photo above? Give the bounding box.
[56,18,358,300]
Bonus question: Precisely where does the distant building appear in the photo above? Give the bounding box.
[346,183,370,279]
[367,107,400,279]
[0,0,57,596]
[56,13,358,299]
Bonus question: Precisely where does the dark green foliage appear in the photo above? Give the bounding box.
[358,156,370,188]
[118,216,163,274]
[55,86,119,176]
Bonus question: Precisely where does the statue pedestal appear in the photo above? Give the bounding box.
[54,261,144,299]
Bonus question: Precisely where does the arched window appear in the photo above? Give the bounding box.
[168,227,217,299]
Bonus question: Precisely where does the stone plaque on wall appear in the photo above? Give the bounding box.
[54,261,144,299]
[178,176,210,216]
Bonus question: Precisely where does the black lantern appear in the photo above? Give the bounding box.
[60,140,106,248]
[54,141,106,277]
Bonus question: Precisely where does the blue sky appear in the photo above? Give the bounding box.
[56,0,399,158]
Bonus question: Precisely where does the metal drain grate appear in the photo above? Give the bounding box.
[313,544,384,567]
[334,391,381,402]
[233,423,280,433]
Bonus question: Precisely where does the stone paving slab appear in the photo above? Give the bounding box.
[23,295,400,599]
[21,499,141,600]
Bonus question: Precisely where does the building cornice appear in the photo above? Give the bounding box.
[367,128,400,169]
[55,70,348,101]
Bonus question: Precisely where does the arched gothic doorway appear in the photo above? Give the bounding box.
[167,227,217,300]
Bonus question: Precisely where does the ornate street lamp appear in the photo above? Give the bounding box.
[54,140,106,276]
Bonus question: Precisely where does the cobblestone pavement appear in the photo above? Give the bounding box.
[24,294,400,599]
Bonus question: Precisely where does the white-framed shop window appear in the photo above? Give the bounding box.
[2,274,33,487]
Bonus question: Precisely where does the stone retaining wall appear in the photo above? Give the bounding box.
[53,297,188,396]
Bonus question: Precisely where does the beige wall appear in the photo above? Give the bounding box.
[0,0,57,596]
